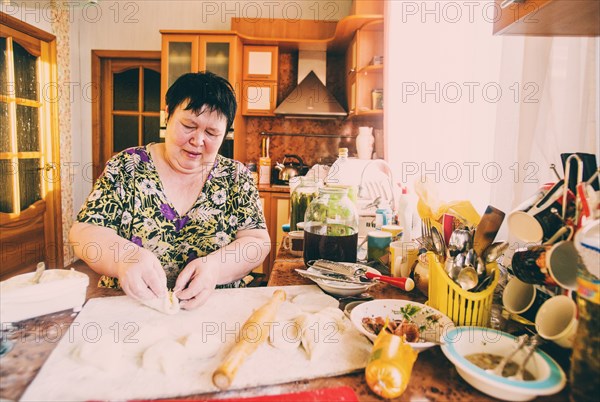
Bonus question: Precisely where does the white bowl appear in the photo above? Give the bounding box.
[350,299,455,351]
[304,265,378,297]
[0,269,89,322]
[441,327,566,401]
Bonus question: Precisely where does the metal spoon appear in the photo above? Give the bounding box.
[511,336,541,381]
[456,266,478,290]
[448,229,471,256]
[483,242,509,264]
[31,262,45,284]
[488,334,529,377]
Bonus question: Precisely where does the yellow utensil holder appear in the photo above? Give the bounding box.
[427,252,499,327]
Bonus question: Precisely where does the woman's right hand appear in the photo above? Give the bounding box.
[116,247,167,301]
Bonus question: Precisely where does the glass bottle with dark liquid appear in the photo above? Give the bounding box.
[303,187,359,265]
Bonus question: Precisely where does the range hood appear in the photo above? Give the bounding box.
[274,51,347,119]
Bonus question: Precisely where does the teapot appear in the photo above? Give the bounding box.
[275,154,306,184]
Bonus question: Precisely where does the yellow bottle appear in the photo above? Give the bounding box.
[365,321,418,399]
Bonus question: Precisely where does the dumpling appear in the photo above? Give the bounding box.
[140,290,180,315]
[183,332,222,359]
[142,339,186,375]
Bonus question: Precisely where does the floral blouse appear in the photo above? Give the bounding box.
[77,146,266,289]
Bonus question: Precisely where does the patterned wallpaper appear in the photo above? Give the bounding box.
[50,0,74,266]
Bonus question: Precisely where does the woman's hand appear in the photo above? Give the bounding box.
[117,247,167,301]
[174,258,219,310]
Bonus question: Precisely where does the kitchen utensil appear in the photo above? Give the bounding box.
[431,226,446,257]
[213,290,287,389]
[473,205,505,257]
[511,336,541,381]
[274,154,306,184]
[456,266,478,290]
[305,260,415,291]
[448,229,471,257]
[427,252,499,326]
[441,327,566,401]
[488,334,529,377]
[483,242,509,264]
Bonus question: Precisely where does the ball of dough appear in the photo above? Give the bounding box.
[275,301,303,321]
[140,291,180,315]
[183,332,222,360]
[71,335,123,371]
[142,339,186,375]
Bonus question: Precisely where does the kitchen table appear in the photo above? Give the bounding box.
[0,252,571,401]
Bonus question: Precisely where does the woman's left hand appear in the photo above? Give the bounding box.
[173,259,218,309]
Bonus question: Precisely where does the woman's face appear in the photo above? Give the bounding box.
[164,102,227,174]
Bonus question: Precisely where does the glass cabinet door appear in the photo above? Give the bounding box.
[200,36,234,82]
[164,35,199,89]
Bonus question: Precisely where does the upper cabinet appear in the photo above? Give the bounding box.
[346,19,384,117]
[242,45,278,116]
[493,0,600,36]
[160,32,246,160]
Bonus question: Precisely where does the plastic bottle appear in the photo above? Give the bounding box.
[396,186,412,240]
[325,148,358,203]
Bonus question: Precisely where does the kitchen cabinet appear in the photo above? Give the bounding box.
[241,81,277,115]
[493,0,599,36]
[160,32,246,160]
[253,188,290,278]
[345,19,384,117]
[242,45,278,116]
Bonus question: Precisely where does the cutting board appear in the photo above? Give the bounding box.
[21,285,372,401]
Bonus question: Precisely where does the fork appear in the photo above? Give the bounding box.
[511,335,541,380]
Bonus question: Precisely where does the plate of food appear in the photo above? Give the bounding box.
[350,299,455,351]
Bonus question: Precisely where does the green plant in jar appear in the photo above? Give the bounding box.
[290,178,320,231]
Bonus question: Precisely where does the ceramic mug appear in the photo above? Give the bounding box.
[367,230,392,265]
[535,295,578,348]
[381,224,403,242]
[507,181,575,243]
[283,231,304,257]
[389,240,419,278]
[502,277,551,324]
[511,240,577,288]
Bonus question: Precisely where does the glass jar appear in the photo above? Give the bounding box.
[303,186,359,265]
[290,178,320,232]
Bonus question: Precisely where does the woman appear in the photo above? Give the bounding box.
[70,72,270,309]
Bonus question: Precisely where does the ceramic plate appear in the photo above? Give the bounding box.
[350,299,455,351]
[305,264,379,297]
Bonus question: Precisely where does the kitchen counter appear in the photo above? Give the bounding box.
[1,257,571,401]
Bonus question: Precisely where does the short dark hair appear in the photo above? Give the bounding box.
[165,71,237,132]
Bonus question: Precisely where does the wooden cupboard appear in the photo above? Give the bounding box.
[254,189,290,278]
[345,19,384,118]
[242,45,278,116]
[159,32,246,160]
[493,0,599,36]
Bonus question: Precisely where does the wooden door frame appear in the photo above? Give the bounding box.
[91,50,161,179]
[0,12,63,276]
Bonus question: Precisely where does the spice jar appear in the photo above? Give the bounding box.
[290,177,320,232]
[303,186,359,265]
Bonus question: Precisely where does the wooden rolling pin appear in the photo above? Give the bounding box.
[212,289,287,390]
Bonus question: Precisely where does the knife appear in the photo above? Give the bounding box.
[296,268,415,291]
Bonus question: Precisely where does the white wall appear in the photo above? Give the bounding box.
[385,1,598,225]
